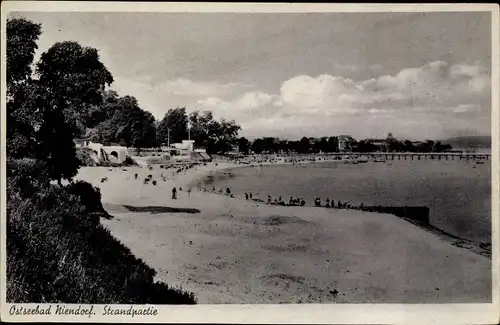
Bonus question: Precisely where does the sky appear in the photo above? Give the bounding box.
[14,11,492,140]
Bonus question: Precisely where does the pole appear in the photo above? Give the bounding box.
[167,128,170,147]
[155,121,158,148]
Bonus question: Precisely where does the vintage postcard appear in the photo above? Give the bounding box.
[1,2,498,324]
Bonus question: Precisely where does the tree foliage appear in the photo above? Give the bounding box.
[157,107,189,146]
[7,19,114,182]
[6,19,43,159]
[238,137,251,154]
[36,41,114,138]
[248,136,453,154]
[93,95,157,148]
[188,111,241,154]
[6,18,42,87]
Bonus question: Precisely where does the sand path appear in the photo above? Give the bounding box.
[75,164,491,304]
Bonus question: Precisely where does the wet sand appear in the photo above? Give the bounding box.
[75,164,491,303]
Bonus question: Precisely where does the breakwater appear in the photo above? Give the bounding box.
[358,206,430,224]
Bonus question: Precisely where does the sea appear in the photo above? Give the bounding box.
[200,159,491,244]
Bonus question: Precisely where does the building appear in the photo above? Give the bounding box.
[337,135,357,152]
[227,145,240,156]
[163,140,212,162]
[363,133,399,152]
[364,139,389,152]
[386,132,396,143]
[83,141,129,163]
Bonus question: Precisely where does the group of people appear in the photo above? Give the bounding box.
[135,162,200,185]
[173,181,362,210]
[314,197,361,209]
[198,185,235,198]
[253,194,306,207]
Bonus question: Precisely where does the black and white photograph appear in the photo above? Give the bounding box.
[1,2,498,324]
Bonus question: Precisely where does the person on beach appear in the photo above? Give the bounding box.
[172,187,177,199]
[314,197,321,207]
[226,187,231,196]
[289,196,294,206]
[249,193,253,199]
[212,185,216,192]
[187,187,192,198]
[300,198,305,206]
[134,173,138,179]
[267,195,272,204]
[325,198,330,208]
[245,193,249,200]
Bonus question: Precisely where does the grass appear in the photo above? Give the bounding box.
[6,158,197,304]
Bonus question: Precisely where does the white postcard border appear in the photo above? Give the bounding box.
[0,2,498,324]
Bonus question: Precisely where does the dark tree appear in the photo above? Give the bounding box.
[356,140,377,153]
[314,137,329,153]
[97,96,156,148]
[6,19,43,158]
[212,118,241,154]
[188,111,241,154]
[299,137,311,153]
[6,82,44,158]
[33,41,113,182]
[6,18,42,87]
[403,140,414,152]
[36,41,114,138]
[327,137,339,152]
[157,107,189,146]
[35,97,81,183]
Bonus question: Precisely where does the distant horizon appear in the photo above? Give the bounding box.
[241,134,492,142]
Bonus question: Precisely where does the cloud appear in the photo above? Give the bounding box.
[196,60,490,139]
[197,91,282,123]
[109,75,249,119]
[104,60,490,140]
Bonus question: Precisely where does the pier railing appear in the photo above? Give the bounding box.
[252,152,490,161]
[343,152,490,161]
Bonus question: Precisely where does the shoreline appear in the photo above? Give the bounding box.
[73,162,491,303]
[75,159,491,259]
[191,161,492,259]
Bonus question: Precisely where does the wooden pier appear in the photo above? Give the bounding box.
[326,152,490,161]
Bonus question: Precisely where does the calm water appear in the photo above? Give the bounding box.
[201,159,491,244]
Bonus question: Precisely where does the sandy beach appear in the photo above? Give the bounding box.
[74,163,491,303]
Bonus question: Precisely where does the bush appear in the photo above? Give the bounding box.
[66,181,109,221]
[76,148,98,167]
[6,162,197,304]
[7,158,51,198]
